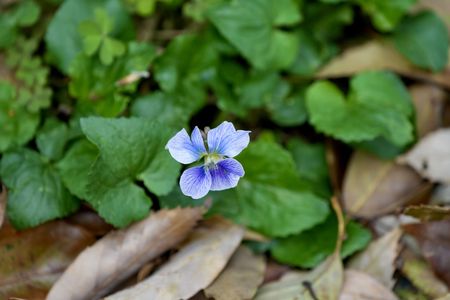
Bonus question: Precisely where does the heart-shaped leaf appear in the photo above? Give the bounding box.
[306,70,414,147]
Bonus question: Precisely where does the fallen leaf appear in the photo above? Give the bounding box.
[400,129,450,183]
[316,40,450,89]
[0,221,95,300]
[410,84,446,138]
[255,196,345,300]
[105,217,244,300]
[343,151,429,218]
[436,294,450,300]
[401,256,448,298]
[404,205,450,221]
[348,228,402,289]
[263,260,291,283]
[255,252,343,300]
[339,270,398,300]
[403,220,450,286]
[432,184,450,205]
[47,207,203,300]
[0,185,6,229]
[66,209,113,237]
[372,215,417,236]
[204,246,265,300]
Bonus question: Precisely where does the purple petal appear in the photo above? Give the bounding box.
[166,128,206,164]
[210,158,245,191]
[207,121,250,157]
[180,166,212,199]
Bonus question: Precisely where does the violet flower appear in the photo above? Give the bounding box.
[166,121,250,199]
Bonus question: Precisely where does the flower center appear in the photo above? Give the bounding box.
[204,153,223,169]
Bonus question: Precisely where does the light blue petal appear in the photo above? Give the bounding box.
[191,126,207,154]
[180,166,212,199]
[207,121,250,157]
[210,158,244,191]
[166,128,206,164]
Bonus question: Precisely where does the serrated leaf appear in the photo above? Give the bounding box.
[57,139,98,199]
[306,70,414,146]
[0,149,79,229]
[271,215,371,268]
[210,139,330,237]
[393,11,449,72]
[207,0,300,70]
[80,117,180,227]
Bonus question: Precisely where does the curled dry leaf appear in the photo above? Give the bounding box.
[404,205,450,221]
[0,221,95,300]
[105,217,244,300]
[339,269,398,300]
[403,220,450,286]
[47,207,203,300]
[348,228,402,289]
[401,129,450,183]
[204,245,266,300]
[401,256,448,298]
[255,252,343,300]
[410,84,446,138]
[343,151,429,218]
[0,185,6,229]
[316,40,450,89]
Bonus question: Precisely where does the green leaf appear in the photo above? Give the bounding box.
[69,41,156,117]
[36,119,69,161]
[393,11,449,72]
[99,37,126,65]
[287,138,331,197]
[80,117,180,227]
[207,0,301,70]
[271,215,371,268]
[267,87,308,127]
[0,81,39,152]
[0,149,79,229]
[153,33,219,106]
[354,0,417,32]
[57,139,98,199]
[210,139,330,237]
[306,71,414,147]
[131,92,192,127]
[45,0,134,73]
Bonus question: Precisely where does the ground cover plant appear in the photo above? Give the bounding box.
[1,0,450,299]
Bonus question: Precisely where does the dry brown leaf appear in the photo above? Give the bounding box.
[0,185,6,229]
[410,84,446,138]
[401,129,450,183]
[263,260,292,284]
[105,217,244,300]
[343,151,429,218]
[339,270,398,300]
[316,40,450,89]
[204,246,266,300]
[348,228,402,289]
[0,221,95,300]
[437,294,450,300]
[47,207,203,300]
[404,205,450,221]
[255,252,343,300]
[401,256,448,298]
[403,220,450,286]
[66,210,113,237]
